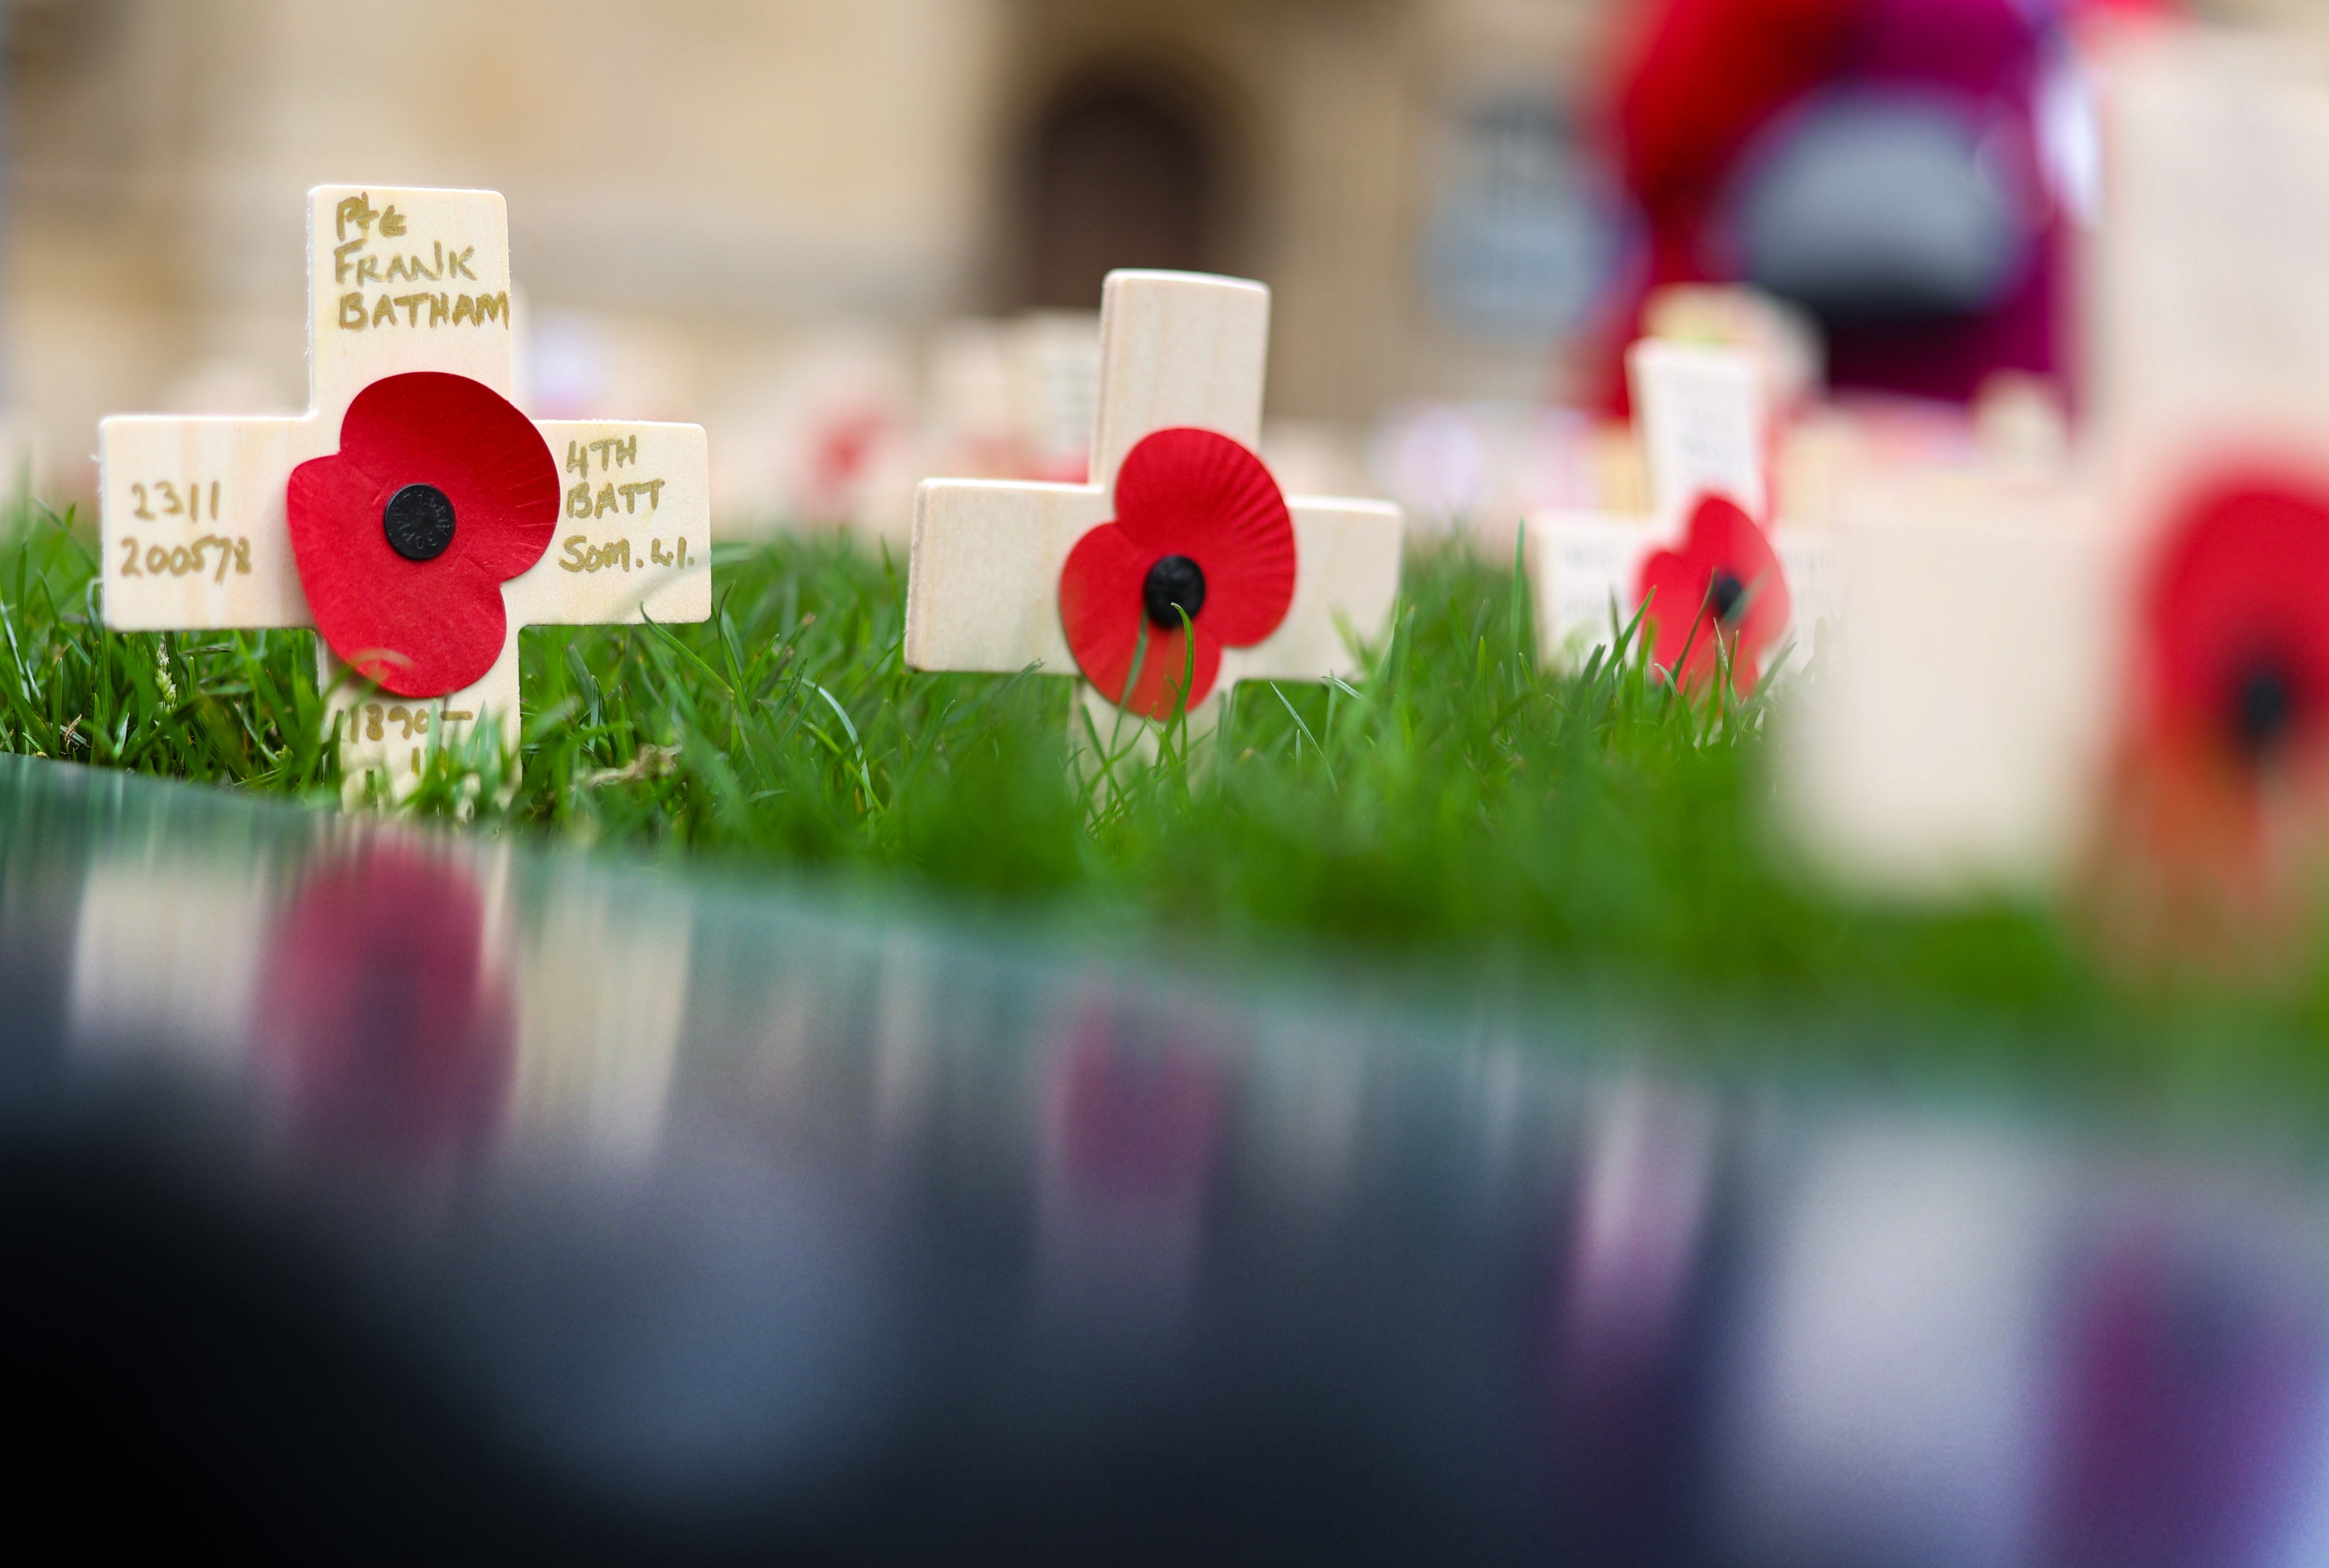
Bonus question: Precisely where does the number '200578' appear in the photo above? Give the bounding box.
[118,534,253,584]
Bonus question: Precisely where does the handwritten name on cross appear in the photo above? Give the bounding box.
[99,186,710,798]
[1528,340,1843,672]
[903,270,1403,750]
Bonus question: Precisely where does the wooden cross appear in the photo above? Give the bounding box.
[1527,340,1844,672]
[903,271,1403,753]
[98,185,711,799]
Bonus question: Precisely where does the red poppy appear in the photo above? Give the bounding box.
[254,844,515,1168]
[288,371,559,699]
[2085,474,2329,969]
[2138,476,2329,783]
[1058,428,1297,719]
[1634,494,1792,690]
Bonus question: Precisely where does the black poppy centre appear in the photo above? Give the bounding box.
[383,483,457,563]
[1143,554,1207,629]
[2228,654,2306,763]
[1708,571,1747,624]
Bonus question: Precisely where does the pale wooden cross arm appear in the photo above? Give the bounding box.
[101,419,709,631]
[415,417,710,784]
[902,479,1098,676]
[1220,498,1403,685]
[1529,513,1660,655]
[101,416,314,630]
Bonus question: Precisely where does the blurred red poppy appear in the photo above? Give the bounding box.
[2139,476,2329,784]
[2091,473,2329,967]
[288,371,559,699]
[1634,494,1792,690]
[1058,428,1297,719]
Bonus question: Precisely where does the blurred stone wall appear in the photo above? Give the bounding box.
[8,0,1612,517]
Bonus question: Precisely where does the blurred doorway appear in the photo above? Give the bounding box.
[1022,74,1227,309]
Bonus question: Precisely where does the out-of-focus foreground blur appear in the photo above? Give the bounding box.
[17,754,2329,1563]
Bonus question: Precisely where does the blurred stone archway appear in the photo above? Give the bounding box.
[1016,58,1245,311]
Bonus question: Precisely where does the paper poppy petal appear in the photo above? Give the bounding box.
[2101,478,2329,963]
[337,373,560,579]
[1061,520,1224,718]
[1636,551,1712,683]
[1112,428,1296,647]
[1116,622,1221,720]
[1060,521,1149,696]
[288,455,507,697]
[1715,504,1792,657]
[287,372,559,700]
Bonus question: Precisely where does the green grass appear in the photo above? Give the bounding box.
[6,499,2329,1105]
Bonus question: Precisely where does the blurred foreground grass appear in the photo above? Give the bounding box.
[5,502,2326,1099]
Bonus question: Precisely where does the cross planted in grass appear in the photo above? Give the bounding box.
[97,185,711,800]
[902,269,1406,785]
[1524,339,1844,693]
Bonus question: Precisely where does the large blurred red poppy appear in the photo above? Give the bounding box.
[1634,494,1792,690]
[288,371,559,699]
[2093,473,2329,966]
[2139,477,2329,783]
[1058,428,1297,720]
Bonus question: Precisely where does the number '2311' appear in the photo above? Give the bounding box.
[130,480,221,522]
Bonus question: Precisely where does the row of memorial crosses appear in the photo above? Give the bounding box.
[1781,25,2329,965]
[98,195,1406,798]
[99,186,711,801]
[90,188,1863,811]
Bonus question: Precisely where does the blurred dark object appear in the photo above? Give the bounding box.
[1425,97,1623,341]
[1598,0,2108,407]
[1023,69,1228,310]
[1723,88,2030,324]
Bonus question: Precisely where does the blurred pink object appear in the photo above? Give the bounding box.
[1037,998,1231,1321]
[2038,1214,2324,1568]
[256,844,514,1169]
